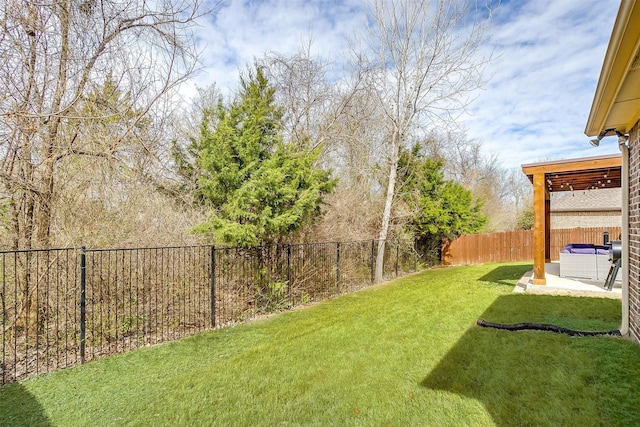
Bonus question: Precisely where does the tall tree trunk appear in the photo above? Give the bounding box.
[349,0,490,282]
[35,160,55,248]
[17,145,36,251]
[375,135,400,283]
[34,1,70,249]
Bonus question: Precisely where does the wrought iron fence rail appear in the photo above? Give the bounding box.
[0,240,418,384]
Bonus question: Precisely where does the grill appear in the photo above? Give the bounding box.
[605,240,622,291]
[610,240,622,263]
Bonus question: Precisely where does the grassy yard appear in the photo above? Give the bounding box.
[2,263,640,426]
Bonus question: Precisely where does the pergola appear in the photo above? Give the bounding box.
[521,153,622,285]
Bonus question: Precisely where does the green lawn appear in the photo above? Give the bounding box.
[2,263,640,426]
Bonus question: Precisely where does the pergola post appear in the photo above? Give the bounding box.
[545,196,551,262]
[532,172,548,285]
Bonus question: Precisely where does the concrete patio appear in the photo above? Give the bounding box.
[515,262,622,299]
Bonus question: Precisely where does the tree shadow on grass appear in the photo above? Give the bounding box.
[421,292,640,426]
[477,264,531,287]
[0,382,51,427]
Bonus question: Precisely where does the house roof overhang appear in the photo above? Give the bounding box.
[585,0,640,137]
[521,154,622,193]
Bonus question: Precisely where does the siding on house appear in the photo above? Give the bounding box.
[551,187,621,229]
[551,211,621,230]
[629,120,640,344]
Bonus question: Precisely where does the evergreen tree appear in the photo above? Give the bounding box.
[515,206,535,230]
[194,67,335,247]
[399,145,486,255]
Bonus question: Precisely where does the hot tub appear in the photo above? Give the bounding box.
[559,243,616,281]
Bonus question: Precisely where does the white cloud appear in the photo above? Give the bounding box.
[189,0,622,169]
[461,0,621,168]
[192,0,363,94]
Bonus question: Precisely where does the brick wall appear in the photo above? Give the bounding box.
[628,120,640,344]
[551,211,621,230]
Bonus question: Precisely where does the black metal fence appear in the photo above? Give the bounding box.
[0,240,418,384]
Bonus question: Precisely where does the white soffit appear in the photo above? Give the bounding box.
[586,0,640,136]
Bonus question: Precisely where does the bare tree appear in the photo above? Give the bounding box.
[258,43,389,242]
[312,87,390,241]
[0,0,214,249]
[421,129,534,231]
[348,0,492,282]
[260,42,334,152]
[500,168,533,230]
[259,41,366,171]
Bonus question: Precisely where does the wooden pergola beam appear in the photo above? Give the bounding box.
[522,155,621,175]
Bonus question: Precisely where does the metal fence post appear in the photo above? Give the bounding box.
[395,243,399,277]
[210,245,216,328]
[336,242,341,293]
[287,244,292,304]
[80,246,86,364]
[371,239,375,284]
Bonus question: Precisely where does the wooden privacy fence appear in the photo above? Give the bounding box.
[442,227,621,265]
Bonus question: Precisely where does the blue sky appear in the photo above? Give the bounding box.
[190,0,621,170]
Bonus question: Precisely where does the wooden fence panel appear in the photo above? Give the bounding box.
[443,227,621,265]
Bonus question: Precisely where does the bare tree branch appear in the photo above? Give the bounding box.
[347,0,493,282]
[0,0,219,249]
